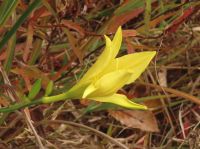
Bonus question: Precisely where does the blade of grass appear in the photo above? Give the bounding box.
[0,0,41,52]
[3,11,17,73]
[0,0,19,27]
[114,0,144,15]
[28,38,43,65]
[3,34,16,73]
[144,0,152,32]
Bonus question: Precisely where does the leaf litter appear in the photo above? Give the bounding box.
[0,1,200,149]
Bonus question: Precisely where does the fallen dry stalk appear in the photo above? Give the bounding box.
[40,120,129,149]
[140,83,200,105]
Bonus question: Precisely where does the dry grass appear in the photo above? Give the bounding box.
[0,1,199,149]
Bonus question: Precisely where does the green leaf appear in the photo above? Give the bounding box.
[28,79,42,100]
[114,0,144,15]
[0,0,19,27]
[0,0,41,52]
[28,38,43,65]
[144,0,152,32]
[45,81,53,96]
[3,34,16,73]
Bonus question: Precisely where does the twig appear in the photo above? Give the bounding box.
[153,36,175,132]
[140,82,200,105]
[40,120,129,149]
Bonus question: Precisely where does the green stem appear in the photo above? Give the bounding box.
[42,92,72,103]
[0,92,72,113]
[0,99,42,113]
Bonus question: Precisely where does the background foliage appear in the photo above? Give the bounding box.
[0,0,199,148]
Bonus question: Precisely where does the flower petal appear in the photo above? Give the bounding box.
[79,35,113,83]
[102,51,156,84]
[82,84,97,98]
[111,26,122,58]
[79,26,123,83]
[84,70,132,98]
[88,93,147,110]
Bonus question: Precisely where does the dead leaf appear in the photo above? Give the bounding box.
[65,29,83,63]
[137,11,176,32]
[109,109,159,132]
[23,22,34,62]
[11,66,50,89]
[166,7,194,34]
[80,99,91,106]
[62,20,85,37]
[29,6,49,22]
[127,85,162,109]
[125,38,135,54]
[0,51,6,61]
[122,29,138,37]
[158,67,167,87]
[0,97,10,106]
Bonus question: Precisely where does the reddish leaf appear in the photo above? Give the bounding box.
[166,7,194,34]
[0,97,10,107]
[0,51,6,61]
[107,8,144,33]
[12,66,50,89]
[147,11,175,29]
[62,20,85,37]
[125,38,135,54]
[122,29,137,37]
[29,6,49,22]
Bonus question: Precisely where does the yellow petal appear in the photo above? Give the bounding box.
[84,70,132,98]
[102,51,156,84]
[79,35,113,83]
[111,26,122,58]
[88,94,147,110]
[79,26,123,83]
[82,84,97,98]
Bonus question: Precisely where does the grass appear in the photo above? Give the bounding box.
[0,0,199,148]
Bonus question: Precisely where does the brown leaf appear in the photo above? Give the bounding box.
[122,29,137,37]
[80,99,91,106]
[11,66,50,89]
[65,29,83,63]
[125,38,135,54]
[109,109,159,132]
[137,11,176,32]
[0,97,10,107]
[0,51,6,61]
[62,20,85,37]
[23,22,34,62]
[166,7,194,34]
[29,6,49,22]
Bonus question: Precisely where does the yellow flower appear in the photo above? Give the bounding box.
[64,26,156,110]
[0,26,156,113]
